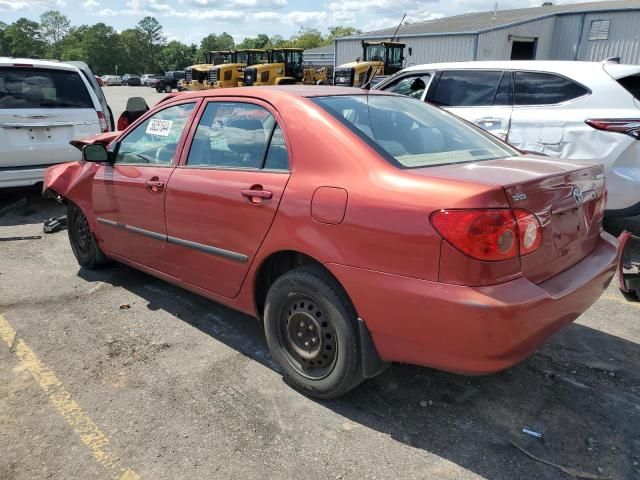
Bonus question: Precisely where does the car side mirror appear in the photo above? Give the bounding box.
[82,144,110,163]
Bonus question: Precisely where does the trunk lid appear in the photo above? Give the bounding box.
[425,156,606,283]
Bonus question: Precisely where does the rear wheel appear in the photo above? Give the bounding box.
[67,203,109,269]
[164,84,172,93]
[264,266,362,399]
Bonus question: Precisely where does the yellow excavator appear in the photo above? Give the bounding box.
[242,48,304,86]
[303,65,332,85]
[333,40,406,88]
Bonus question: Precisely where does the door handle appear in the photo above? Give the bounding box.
[475,117,503,126]
[241,189,273,199]
[145,177,165,193]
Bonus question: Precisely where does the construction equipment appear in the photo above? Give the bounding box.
[179,51,234,91]
[303,65,332,85]
[333,40,406,88]
[243,48,304,86]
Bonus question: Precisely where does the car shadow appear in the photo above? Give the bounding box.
[78,263,640,480]
[0,186,64,227]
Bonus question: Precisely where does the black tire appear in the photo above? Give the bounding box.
[156,87,163,93]
[264,266,363,399]
[164,84,172,93]
[67,203,109,269]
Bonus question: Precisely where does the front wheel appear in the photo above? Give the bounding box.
[67,203,109,269]
[264,266,363,399]
[164,84,172,93]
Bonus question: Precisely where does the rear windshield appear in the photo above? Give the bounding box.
[0,67,94,109]
[312,95,516,168]
[617,74,640,100]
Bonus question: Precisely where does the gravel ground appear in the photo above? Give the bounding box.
[0,187,639,480]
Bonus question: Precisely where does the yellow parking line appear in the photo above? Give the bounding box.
[0,314,141,480]
[600,294,640,308]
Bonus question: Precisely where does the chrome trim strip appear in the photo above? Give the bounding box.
[96,217,247,263]
[167,236,248,263]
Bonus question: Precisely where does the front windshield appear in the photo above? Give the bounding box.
[365,45,385,62]
[312,95,517,168]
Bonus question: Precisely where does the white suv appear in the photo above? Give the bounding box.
[375,61,640,217]
[0,58,110,188]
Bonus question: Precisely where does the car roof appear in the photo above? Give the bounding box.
[400,60,640,77]
[0,57,79,71]
[170,85,388,103]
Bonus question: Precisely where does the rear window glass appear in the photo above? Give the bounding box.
[312,95,516,169]
[617,74,640,100]
[0,67,93,109]
[431,70,503,107]
[514,72,588,105]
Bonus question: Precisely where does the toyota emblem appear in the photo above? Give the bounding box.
[572,186,584,204]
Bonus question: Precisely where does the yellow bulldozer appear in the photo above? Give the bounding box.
[243,48,304,86]
[333,41,406,88]
[179,50,235,91]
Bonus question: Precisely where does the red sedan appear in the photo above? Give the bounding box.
[43,86,618,398]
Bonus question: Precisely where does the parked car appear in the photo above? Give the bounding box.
[140,74,162,86]
[101,75,121,86]
[121,74,141,86]
[154,71,185,93]
[374,60,640,217]
[43,87,617,398]
[0,57,111,188]
[66,60,114,132]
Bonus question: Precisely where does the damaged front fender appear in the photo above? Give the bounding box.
[618,230,640,300]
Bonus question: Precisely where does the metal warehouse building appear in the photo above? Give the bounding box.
[302,44,335,67]
[334,0,640,67]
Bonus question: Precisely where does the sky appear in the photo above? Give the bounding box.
[0,0,586,45]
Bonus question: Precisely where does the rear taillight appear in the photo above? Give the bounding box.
[430,209,542,261]
[97,111,109,133]
[585,119,640,139]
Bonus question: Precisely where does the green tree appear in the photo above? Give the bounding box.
[0,21,8,56]
[4,18,44,58]
[40,10,71,59]
[136,16,165,72]
[119,28,147,74]
[198,32,235,61]
[327,26,361,40]
[159,40,194,71]
[289,26,325,49]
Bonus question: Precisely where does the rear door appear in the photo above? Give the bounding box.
[92,101,197,269]
[426,69,513,141]
[0,64,100,168]
[164,99,291,298]
[507,71,590,155]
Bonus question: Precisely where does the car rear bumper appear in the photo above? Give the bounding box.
[327,232,618,375]
[0,165,50,188]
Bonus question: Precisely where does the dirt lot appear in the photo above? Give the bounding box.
[0,187,639,480]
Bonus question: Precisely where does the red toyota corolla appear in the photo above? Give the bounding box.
[43,86,618,398]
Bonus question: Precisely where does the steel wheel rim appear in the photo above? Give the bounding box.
[73,213,92,254]
[278,293,337,380]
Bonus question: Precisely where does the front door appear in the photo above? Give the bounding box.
[427,70,513,141]
[92,101,197,268]
[164,100,291,298]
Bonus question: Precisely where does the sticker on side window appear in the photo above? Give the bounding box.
[146,119,173,136]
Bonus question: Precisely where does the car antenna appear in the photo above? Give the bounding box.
[391,13,406,43]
